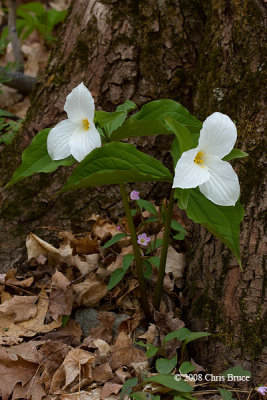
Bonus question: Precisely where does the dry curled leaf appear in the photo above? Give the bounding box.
[110,332,146,370]
[73,275,107,307]
[101,382,123,399]
[48,270,73,321]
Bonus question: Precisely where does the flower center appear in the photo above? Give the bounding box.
[194,151,205,165]
[82,118,90,131]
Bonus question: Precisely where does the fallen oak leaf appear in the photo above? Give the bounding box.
[100,382,123,400]
[73,275,107,307]
[0,288,61,340]
[0,295,38,322]
[48,270,73,321]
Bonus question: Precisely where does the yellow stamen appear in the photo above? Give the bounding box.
[194,151,205,165]
[82,118,90,130]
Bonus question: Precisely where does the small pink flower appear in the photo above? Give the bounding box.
[117,225,121,231]
[258,387,267,396]
[130,190,140,200]
[137,233,151,247]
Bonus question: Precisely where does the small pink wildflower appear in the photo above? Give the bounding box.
[117,225,121,231]
[258,387,267,396]
[130,190,140,200]
[137,233,151,247]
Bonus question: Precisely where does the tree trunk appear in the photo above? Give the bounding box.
[0,0,266,382]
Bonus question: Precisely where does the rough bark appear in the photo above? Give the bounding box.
[0,0,266,382]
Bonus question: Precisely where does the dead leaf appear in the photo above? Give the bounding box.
[41,318,82,346]
[0,295,38,322]
[110,332,146,370]
[101,382,123,399]
[72,236,99,255]
[114,366,130,383]
[92,363,113,382]
[6,276,34,288]
[73,276,107,307]
[12,377,46,400]
[26,233,60,265]
[50,348,95,392]
[48,270,73,320]
[89,311,115,343]
[107,245,134,273]
[139,324,158,344]
[92,218,118,241]
[0,288,61,340]
[0,351,38,400]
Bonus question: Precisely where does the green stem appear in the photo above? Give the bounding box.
[153,188,175,310]
[119,184,151,321]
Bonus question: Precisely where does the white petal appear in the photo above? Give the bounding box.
[172,148,210,189]
[64,82,95,123]
[47,119,75,160]
[199,155,240,206]
[198,112,237,158]
[69,123,101,162]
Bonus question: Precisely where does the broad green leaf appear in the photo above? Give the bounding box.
[222,366,251,378]
[148,256,160,268]
[173,232,186,241]
[131,393,160,400]
[223,149,249,161]
[179,362,195,374]
[164,328,190,344]
[171,136,180,166]
[184,331,210,345]
[218,389,234,400]
[0,109,16,118]
[110,119,171,141]
[165,117,193,155]
[135,341,158,358]
[136,199,157,216]
[108,268,125,290]
[143,259,152,279]
[5,129,75,188]
[116,100,137,113]
[156,355,177,374]
[122,254,135,271]
[120,378,138,400]
[102,233,126,249]
[61,143,173,192]
[94,110,127,136]
[185,189,244,266]
[171,220,186,234]
[143,216,159,223]
[143,375,193,392]
[160,110,202,135]
[17,2,45,16]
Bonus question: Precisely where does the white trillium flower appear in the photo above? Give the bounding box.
[173,112,240,206]
[47,82,101,162]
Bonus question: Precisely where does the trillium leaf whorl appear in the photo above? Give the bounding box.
[47,82,101,162]
[173,112,240,206]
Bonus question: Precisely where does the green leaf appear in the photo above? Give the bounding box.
[222,365,251,378]
[165,117,193,155]
[148,256,160,268]
[223,149,249,161]
[61,142,173,192]
[131,393,160,400]
[174,188,191,210]
[110,118,171,141]
[173,232,186,241]
[5,129,75,188]
[143,375,193,392]
[122,254,135,271]
[116,100,137,113]
[185,189,244,266]
[171,137,180,166]
[146,238,163,254]
[120,378,138,400]
[144,217,159,223]
[102,233,126,249]
[171,220,186,234]
[108,268,125,290]
[156,355,177,374]
[94,110,127,136]
[184,331,210,345]
[179,362,195,374]
[135,341,158,358]
[61,315,70,328]
[136,199,157,216]
[143,259,152,280]
[218,389,234,400]
[0,109,16,118]
[164,328,191,344]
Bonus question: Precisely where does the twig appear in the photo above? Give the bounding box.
[0,67,36,94]
[8,0,24,72]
